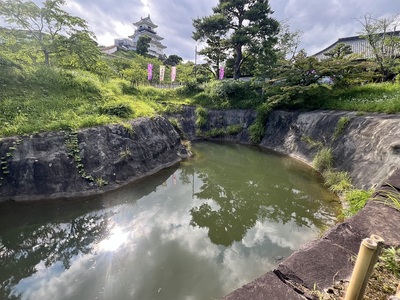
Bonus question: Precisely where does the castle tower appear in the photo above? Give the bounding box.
[129,15,167,57]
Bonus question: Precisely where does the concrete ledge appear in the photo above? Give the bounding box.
[220,271,307,300]
[221,201,400,299]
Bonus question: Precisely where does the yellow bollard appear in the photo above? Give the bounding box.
[344,238,377,300]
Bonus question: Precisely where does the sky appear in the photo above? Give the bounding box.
[12,0,400,61]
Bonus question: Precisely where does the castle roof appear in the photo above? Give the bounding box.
[133,15,158,29]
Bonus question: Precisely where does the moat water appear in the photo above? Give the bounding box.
[0,142,340,300]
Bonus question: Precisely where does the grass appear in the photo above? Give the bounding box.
[332,116,350,140]
[307,82,400,113]
[313,147,333,172]
[0,67,193,138]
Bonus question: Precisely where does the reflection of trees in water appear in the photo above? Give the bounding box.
[0,211,111,300]
[0,166,176,300]
[189,143,338,247]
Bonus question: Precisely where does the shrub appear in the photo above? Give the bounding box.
[99,103,133,118]
[379,247,400,277]
[375,185,400,211]
[313,147,333,172]
[323,169,352,193]
[207,128,226,137]
[301,136,324,149]
[341,189,373,217]
[333,116,350,140]
[226,124,243,135]
[200,79,262,108]
[195,106,207,128]
[249,103,272,144]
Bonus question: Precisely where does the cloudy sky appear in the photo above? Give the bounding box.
[28,0,400,61]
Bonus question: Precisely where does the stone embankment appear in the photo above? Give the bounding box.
[0,116,183,201]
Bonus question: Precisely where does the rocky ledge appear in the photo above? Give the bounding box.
[0,116,183,202]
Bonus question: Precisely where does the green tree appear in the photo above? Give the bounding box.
[323,42,353,59]
[136,35,151,56]
[56,31,109,75]
[193,14,228,78]
[0,0,92,66]
[163,54,183,66]
[358,13,400,81]
[193,0,279,80]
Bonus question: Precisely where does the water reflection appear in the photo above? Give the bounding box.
[189,142,338,246]
[0,142,339,300]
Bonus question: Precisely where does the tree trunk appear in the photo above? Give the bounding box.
[44,49,50,66]
[234,45,242,80]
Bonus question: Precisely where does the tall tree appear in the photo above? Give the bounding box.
[193,14,228,79]
[163,54,183,66]
[358,13,400,81]
[193,0,279,80]
[0,0,92,66]
[136,35,151,56]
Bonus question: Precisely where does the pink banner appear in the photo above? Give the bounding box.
[171,66,177,82]
[147,63,153,81]
[219,67,224,80]
[160,65,165,82]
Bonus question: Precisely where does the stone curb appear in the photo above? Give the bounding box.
[221,200,400,299]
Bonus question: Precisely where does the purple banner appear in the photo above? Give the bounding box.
[219,67,224,80]
[148,63,153,81]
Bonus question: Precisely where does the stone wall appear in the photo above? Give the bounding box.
[0,116,182,202]
[261,110,400,189]
[174,108,400,189]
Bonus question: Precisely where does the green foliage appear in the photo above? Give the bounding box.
[136,36,152,56]
[375,185,400,211]
[333,116,350,140]
[301,136,324,149]
[359,13,400,81]
[313,147,333,172]
[192,0,279,79]
[203,124,243,138]
[179,80,204,95]
[119,147,132,160]
[195,106,208,129]
[323,170,352,193]
[379,247,400,277]
[249,102,272,144]
[314,83,400,113]
[226,124,243,135]
[206,128,226,138]
[323,43,353,59]
[99,103,133,118]
[341,189,373,217]
[0,0,92,66]
[196,80,263,109]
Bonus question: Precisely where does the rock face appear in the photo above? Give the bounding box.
[175,108,400,189]
[0,116,181,202]
[172,106,256,144]
[261,110,400,189]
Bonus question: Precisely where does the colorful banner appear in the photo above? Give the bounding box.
[171,66,177,82]
[219,67,224,80]
[147,63,153,81]
[160,65,165,82]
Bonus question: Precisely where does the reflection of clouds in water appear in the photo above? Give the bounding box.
[243,220,317,251]
[12,253,97,300]
[12,199,306,300]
